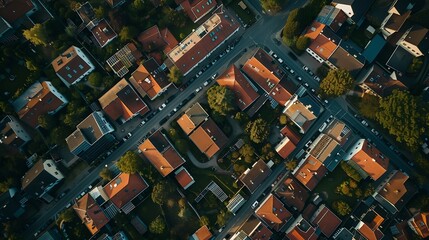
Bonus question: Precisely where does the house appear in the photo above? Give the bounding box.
[66,111,116,163]
[138,25,178,53]
[324,119,352,146]
[315,5,348,32]
[362,34,387,63]
[238,159,272,193]
[12,81,68,128]
[234,215,273,239]
[386,45,415,74]
[331,0,375,25]
[391,220,413,240]
[0,0,39,42]
[175,166,195,190]
[397,25,429,57]
[75,1,96,25]
[138,130,185,177]
[216,65,260,111]
[307,133,343,171]
[89,19,117,48]
[73,193,109,235]
[103,173,149,214]
[308,204,342,238]
[0,115,31,149]
[178,0,217,23]
[408,212,429,238]
[344,139,389,181]
[373,170,417,214]
[177,102,209,135]
[106,43,142,78]
[129,58,171,100]
[380,10,411,38]
[98,78,149,124]
[357,63,407,98]
[242,48,292,106]
[167,5,240,75]
[105,0,127,8]
[326,41,365,77]
[304,21,341,63]
[226,193,245,215]
[275,136,296,159]
[0,188,25,221]
[189,118,228,158]
[255,194,292,231]
[52,46,95,87]
[21,159,64,199]
[190,225,212,240]
[280,125,301,145]
[293,155,327,191]
[285,215,319,240]
[352,206,386,240]
[275,177,309,212]
[283,95,317,134]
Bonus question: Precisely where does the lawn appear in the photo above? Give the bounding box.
[227,0,256,26]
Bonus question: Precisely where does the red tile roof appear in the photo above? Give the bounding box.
[177,102,209,135]
[275,177,309,212]
[90,19,117,48]
[98,79,149,122]
[138,25,178,53]
[103,173,148,210]
[356,221,384,240]
[138,131,185,177]
[73,194,109,235]
[193,225,212,240]
[52,46,94,86]
[409,212,429,238]
[280,125,301,145]
[174,167,195,190]
[275,136,296,159]
[310,204,342,237]
[293,156,327,191]
[286,216,319,240]
[180,0,217,22]
[376,170,416,212]
[0,0,34,23]
[189,118,228,158]
[255,194,292,231]
[238,159,272,193]
[217,65,260,111]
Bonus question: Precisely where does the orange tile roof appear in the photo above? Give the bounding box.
[293,156,327,191]
[275,136,296,159]
[275,177,309,212]
[138,25,179,53]
[52,46,93,86]
[238,159,272,193]
[286,216,318,240]
[409,212,429,238]
[377,170,411,207]
[103,173,148,209]
[280,125,301,145]
[217,65,260,111]
[181,0,217,22]
[73,194,109,235]
[304,21,325,41]
[193,225,212,240]
[90,19,117,48]
[138,131,185,177]
[310,204,342,237]
[175,167,195,189]
[177,103,209,135]
[356,221,384,240]
[308,34,338,60]
[188,118,228,158]
[349,139,389,180]
[255,194,292,231]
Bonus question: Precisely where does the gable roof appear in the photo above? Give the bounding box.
[174,166,195,190]
[89,19,117,48]
[0,0,35,23]
[106,43,142,78]
[255,194,292,231]
[177,102,209,135]
[129,58,170,100]
[383,11,410,33]
[305,22,341,60]
[308,133,340,164]
[98,79,149,122]
[180,0,217,23]
[280,125,301,145]
[73,193,109,235]
[138,131,185,177]
[275,136,296,159]
[275,177,309,212]
[332,0,374,23]
[310,204,342,237]
[217,65,260,111]
[362,34,386,63]
[103,173,148,210]
[52,46,94,86]
[315,5,347,32]
[324,119,352,146]
[328,42,365,77]
[283,96,317,133]
[238,159,272,193]
[0,115,30,148]
[293,155,327,191]
[192,225,212,240]
[355,220,384,240]
[189,118,228,158]
[286,215,319,240]
[409,212,429,238]
[402,25,429,48]
[138,25,178,53]
[239,215,273,239]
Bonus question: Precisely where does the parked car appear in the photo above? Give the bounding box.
[319,122,327,132]
[296,76,302,81]
[303,65,309,71]
[361,120,369,127]
[211,73,218,79]
[278,58,284,64]
[314,76,321,82]
[305,140,313,148]
[203,81,209,87]
[158,103,167,111]
[304,83,309,88]
[251,201,259,209]
[195,87,203,93]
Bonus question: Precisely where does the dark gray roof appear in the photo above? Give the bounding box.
[362,34,386,63]
[386,45,414,73]
[404,25,429,49]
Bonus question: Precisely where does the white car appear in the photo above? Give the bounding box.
[140,120,146,125]
[195,87,203,93]
[273,53,278,59]
[211,73,218,79]
[158,103,167,111]
[296,76,302,81]
[324,99,329,104]
[314,76,321,82]
[203,81,209,86]
[278,58,284,64]
[319,122,327,132]
[251,201,259,209]
[289,69,295,74]
[304,83,309,88]
[361,120,369,127]
[303,66,309,71]
[305,140,313,148]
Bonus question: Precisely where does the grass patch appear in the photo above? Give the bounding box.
[227,0,256,25]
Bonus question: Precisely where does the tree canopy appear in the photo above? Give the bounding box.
[333,201,352,216]
[88,72,103,87]
[319,69,354,97]
[295,36,311,51]
[23,24,49,46]
[239,144,255,163]
[151,181,171,206]
[149,216,166,234]
[168,66,183,85]
[260,0,282,14]
[246,118,270,144]
[207,85,236,116]
[99,168,113,181]
[116,151,143,174]
[119,26,138,43]
[358,94,380,120]
[376,90,427,149]
[216,210,231,227]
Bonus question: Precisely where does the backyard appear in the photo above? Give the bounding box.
[227,0,257,26]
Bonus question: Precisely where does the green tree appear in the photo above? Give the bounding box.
[99,167,113,181]
[285,159,298,171]
[168,66,183,85]
[216,210,231,227]
[0,178,14,193]
[0,101,14,115]
[56,208,75,225]
[319,69,354,97]
[94,6,106,19]
[282,9,300,40]
[358,94,380,120]
[295,36,311,51]
[23,24,49,46]
[49,127,70,146]
[178,198,186,209]
[88,72,103,87]
[407,57,423,74]
[117,151,143,174]
[260,0,281,13]
[119,26,138,42]
[235,112,250,126]
[25,58,39,72]
[333,201,352,216]
[151,181,171,206]
[340,161,362,182]
[246,118,269,144]
[279,115,287,125]
[38,114,57,129]
[174,139,188,154]
[199,216,210,227]
[233,163,247,175]
[207,85,236,116]
[149,216,166,234]
[239,144,255,163]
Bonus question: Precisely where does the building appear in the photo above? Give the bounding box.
[307,133,343,171]
[315,5,348,32]
[309,204,342,238]
[105,0,127,8]
[98,79,149,124]
[89,19,117,48]
[373,170,417,214]
[397,25,429,57]
[216,65,260,111]
[357,64,407,98]
[129,58,171,100]
[190,225,212,240]
[177,102,209,135]
[324,119,352,146]
[275,136,296,159]
[73,193,109,235]
[138,25,178,53]
[138,131,185,177]
[0,188,25,221]
[238,159,272,194]
[178,0,217,23]
[362,34,387,63]
[66,111,116,163]
[52,46,95,87]
[0,115,31,149]
[255,194,292,231]
[408,212,429,238]
[285,215,319,240]
[293,156,327,191]
[283,95,317,134]
[167,5,239,75]
[242,48,292,106]
[21,159,64,198]
[326,41,365,77]
[103,173,149,214]
[0,0,39,42]
[12,81,68,128]
[380,10,411,38]
[331,0,375,25]
[275,177,309,212]
[106,43,142,78]
[344,139,389,181]
[304,22,341,63]
[280,125,301,145]
[231,215,273,240]
[189,118,228,158]
[174,166,195,190]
